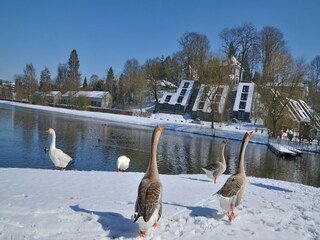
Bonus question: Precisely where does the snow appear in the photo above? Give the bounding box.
[0,100,319,239]
[0,168,319,240]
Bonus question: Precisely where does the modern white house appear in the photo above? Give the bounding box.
[158,80,195,114]
[191,84,230,121]
[232,82,255,121]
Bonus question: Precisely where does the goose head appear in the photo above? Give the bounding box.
[46,128,55,135]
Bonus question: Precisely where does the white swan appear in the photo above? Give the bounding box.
[46,128,73,169]
[134,125,164,238]
[116,155,130,172]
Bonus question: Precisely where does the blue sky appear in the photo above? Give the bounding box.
[0,0,319,82]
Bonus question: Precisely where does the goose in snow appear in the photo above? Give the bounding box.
[216,131,253,222]
[46,128,73,169]
[116,155,130,172]
[202,139,228,183]
[134,125,164,238]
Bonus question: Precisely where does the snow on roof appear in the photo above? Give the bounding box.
[159,80,194,106]
[159,80,177,89]
[62,91,109,98]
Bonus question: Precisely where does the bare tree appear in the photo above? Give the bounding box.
[258,52,306,136]
[120,58,141,107]
[260,26,287,82]
[55,64,68,91]
[308,55,320,113]
[144,57,164,112]
[309,55,320,89]
[219,23,259,82]
[23,63,38,102]
[178,32,210,80]
[39,67,52,93]
[202,58,230,128]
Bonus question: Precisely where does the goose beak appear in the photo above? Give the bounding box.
[248,131,254,137]
[223,139,228,144]
[46,128,50,133]
[159,126,164,132]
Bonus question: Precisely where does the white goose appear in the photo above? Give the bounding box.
[134,125,164,238]
[46,128,73,169]
[202,139,228,183]
[216,131,253,222]
[116,155,130,172]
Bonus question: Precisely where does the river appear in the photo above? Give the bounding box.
[0,102,319,187]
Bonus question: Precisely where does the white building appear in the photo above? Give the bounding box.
[232,82,255,121]
[61,91,112,108]
[191,84,230,121]
[158,80,194,114]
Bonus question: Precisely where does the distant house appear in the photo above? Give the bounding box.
[287,99,320,131]
[191,84,230,121]
[158,80,195,114]
[43,91,62,105]
[61,91,112,108]
[232,82,255,121]
[226,55,243,84]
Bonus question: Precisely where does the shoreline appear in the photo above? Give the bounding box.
[0,100,269,145]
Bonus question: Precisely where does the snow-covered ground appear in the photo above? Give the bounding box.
[0,168,319,240]
[0,100,319,239]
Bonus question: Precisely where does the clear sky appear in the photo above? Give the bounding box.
[0,0,319,82]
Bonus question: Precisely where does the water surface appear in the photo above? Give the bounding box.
[0,103,319,187]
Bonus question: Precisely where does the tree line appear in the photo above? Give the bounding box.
[7,22,320,136]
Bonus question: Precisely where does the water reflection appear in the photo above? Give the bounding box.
[0,102,319,187]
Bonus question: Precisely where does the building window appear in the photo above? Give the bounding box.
[216,87,223,95]
[198,101,205,110]
[242,85,249,93]
[165,95,171,102]
[237,111,245,120]
[239,101,246,109]
[180,89,187,96]
[183,82,190,88]
[177,96,183,103]
[241,93,248,100]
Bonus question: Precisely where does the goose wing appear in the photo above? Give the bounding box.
[135,179,162,222]
[52,148,72,164]
[217,174,244,198]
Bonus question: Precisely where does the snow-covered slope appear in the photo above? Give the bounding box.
[0,168,319,240]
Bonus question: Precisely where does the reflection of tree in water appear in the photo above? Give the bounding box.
[13,108,38,147]
[158,134,219,174]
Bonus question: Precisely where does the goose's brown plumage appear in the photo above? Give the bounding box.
[202,139,228,183]
[217,131,253,222]
[134,125,164,237]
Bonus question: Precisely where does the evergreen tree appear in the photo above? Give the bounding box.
[106,67,115,102]
[66,49,81,91]
[82,77,88,90]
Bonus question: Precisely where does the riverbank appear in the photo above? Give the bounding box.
[0,168,319,240]
[0,100,269,145]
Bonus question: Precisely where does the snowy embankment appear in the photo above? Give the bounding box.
[0,168,319,240]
